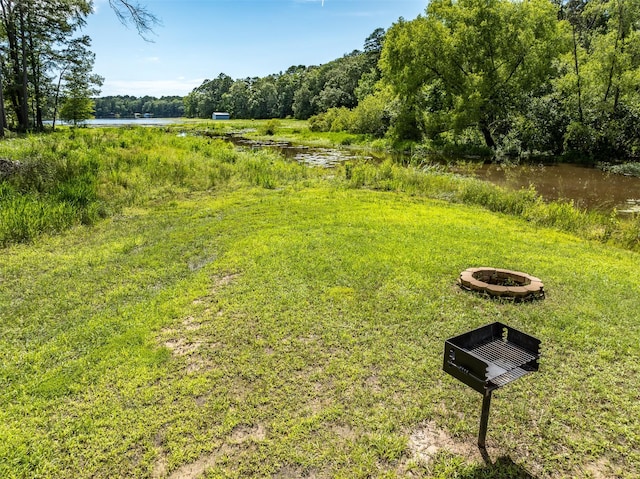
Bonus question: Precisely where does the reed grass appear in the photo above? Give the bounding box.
[337,159,639,251]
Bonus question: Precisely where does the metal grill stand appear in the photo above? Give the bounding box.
[443,322,541,449]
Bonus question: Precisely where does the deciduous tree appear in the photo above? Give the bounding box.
[381,0,567,147]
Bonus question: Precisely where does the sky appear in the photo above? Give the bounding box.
[85,0,427,97]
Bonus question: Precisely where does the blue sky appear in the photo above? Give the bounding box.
[85,0,426,97]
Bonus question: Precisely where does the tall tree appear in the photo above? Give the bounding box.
[0,0,92,131]
[52,35,102,128]
[555,0,640,157]
[380,0,567,147]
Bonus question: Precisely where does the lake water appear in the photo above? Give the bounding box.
[474,162,640,213]
[84,118,184,127]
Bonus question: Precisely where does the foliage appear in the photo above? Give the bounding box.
[0,0,158,133]
[600,161,640,177]
[380,0,567,149]
[260,119,281,136]
[94,95,185,118]
[0,0,93,132]
[182,29,386,122]
[0,127,317,246]
[1,124,638,252]
[56,37,103,126]
[309,89,393,137]
[59,97,97,126]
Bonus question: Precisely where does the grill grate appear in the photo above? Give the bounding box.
[470,339,537,379]
[490,367,531,388]
[443,322,540,393]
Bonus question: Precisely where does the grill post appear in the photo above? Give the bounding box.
[478,389,492,449]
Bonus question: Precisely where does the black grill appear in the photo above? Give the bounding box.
[443,322,541,448]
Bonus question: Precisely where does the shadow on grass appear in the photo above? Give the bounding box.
[461,452,537,479]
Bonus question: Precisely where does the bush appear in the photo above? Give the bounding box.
[350,95,390,137]
[261,119,281,136]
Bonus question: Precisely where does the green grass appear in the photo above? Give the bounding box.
[1,126,639,477]
[173,119,378,149]
[2,183,639,477]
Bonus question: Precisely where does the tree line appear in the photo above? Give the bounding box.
[183,28,385,121]
[376,0,640,159]
[94,95,185,118]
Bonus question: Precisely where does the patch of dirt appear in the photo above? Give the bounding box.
[152,454,169,479]
[408,420,498,464]
[330,424,357,441]
[165,449,226,479]
[181,316,202,331]
[365,374,382,393]
[211,273,240,294]
[152,423,266,479]
[163,338,202,356]
[272,465,321,478]
[580,458,614,479]
[230,423,266,443]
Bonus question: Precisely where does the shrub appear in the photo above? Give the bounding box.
[351,94,390,137]
[261,119,281,136]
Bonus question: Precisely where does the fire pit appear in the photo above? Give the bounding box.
[458,267,544,301]
[443,322,541,448]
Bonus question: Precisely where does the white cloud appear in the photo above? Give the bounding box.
[101,78,205,97]
[92,0,108,14]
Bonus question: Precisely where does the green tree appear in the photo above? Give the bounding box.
[557,0,640,157]
[183,73,233,118]
[0,0,92,131]
[58,36,103,126]
[249,77,278,119]
[381,0,567,147]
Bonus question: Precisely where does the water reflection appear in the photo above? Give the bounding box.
[474,162,640,213]
[230,137,374,167]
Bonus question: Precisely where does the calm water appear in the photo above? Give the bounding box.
[474,162,640,213]
[85,118,184,127]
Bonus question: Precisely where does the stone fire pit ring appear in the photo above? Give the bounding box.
[458,267,545,301]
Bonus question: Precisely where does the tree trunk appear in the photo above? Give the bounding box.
[3,3,28,132]
[572,25,583,123]
[480,123,496,149]
[19,8,29,131]
[0,60,5,137]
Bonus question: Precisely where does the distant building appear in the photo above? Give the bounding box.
[212,112,230,120]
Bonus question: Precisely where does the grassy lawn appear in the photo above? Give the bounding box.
[2,174,639,478]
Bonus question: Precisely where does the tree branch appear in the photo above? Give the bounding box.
[108,0,160,41]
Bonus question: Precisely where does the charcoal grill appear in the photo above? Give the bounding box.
[443,322,541,448]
